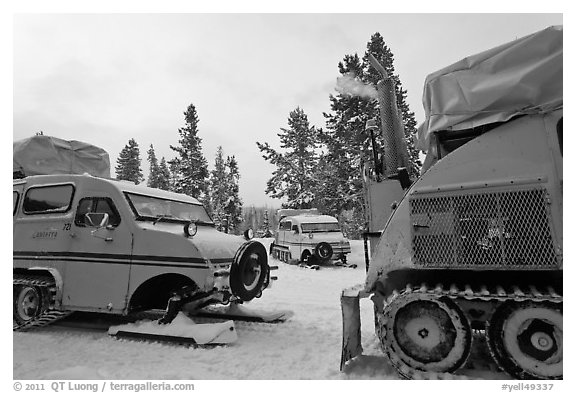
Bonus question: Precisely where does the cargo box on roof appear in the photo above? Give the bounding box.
[13,135,111,178]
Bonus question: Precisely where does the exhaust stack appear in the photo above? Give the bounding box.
[367,54,411,182]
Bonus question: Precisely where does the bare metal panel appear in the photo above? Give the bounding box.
[410,186,559,269]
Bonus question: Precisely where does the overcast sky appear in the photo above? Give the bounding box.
[13,13,562,207]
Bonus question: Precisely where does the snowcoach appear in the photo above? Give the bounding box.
[270,209,352,267]
[340,26,562,380]
[13,135,281,339]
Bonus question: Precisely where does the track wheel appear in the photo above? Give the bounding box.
[487,301,562,380]
[13,284,48,328]
[301,250,315,266]
[380,291,472,376]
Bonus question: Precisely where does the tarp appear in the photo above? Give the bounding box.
[416,25,563,152]
[13,135,110,178]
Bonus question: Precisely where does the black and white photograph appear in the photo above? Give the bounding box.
[10,5,565,386]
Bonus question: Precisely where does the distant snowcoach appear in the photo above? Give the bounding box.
[270,209,352,267]
[13,136,278,332]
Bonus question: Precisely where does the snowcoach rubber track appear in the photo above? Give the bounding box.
[379,282,562,380]
[13,274,72,331]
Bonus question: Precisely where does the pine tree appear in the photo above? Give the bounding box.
[256,107,319,209]
[209,146,228,231]
[261,210,273,237]
[317,54,372,237]
[115,138,144,184]
[147,145,171,190]
[208,147,243,234]
[147,144,160,188]
[169,103,209,199]
[156,157,171,191]
[318,33,422,237]
[223,155,243,233]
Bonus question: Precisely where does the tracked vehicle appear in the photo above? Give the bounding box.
[341,26,562,379]
[13,135,281,338]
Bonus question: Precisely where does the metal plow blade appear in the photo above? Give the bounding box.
[108,312,238,346]
[340,285,365,370]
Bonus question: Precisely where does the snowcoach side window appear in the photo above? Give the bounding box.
[280,220,291,231]
[74,197,121,227]
[301,222,341,233]
[292,224,299,234]
[13,191,19,215]
[23,184,74,214]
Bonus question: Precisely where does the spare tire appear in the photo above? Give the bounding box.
[230,241,269,301]
[314,242,333,262]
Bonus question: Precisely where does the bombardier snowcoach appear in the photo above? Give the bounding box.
[13,136,278,332]
[270,209,352,267]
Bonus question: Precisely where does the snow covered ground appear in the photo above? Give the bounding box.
[13,239,503,380]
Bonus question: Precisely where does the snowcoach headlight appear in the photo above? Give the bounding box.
[184,221,198,237]
[244,228,254,240]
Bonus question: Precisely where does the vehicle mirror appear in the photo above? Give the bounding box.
[85,212,109,228]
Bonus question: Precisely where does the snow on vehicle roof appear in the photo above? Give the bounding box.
[285,214,339,224]
[110,178,201,204]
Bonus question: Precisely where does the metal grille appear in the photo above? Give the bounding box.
[410,187,559,269]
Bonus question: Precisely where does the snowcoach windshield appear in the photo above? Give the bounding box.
[301,222,341,233]
[125,193,213,225]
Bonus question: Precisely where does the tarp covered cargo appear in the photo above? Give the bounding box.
[416,25,563,152]
[13,135,110,178]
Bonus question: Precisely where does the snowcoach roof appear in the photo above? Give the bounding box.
[277,208,320,220]
[17,174,202,205]
[416,25,562,152]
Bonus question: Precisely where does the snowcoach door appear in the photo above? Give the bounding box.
[279,219,291,247]
[64,195,133,313]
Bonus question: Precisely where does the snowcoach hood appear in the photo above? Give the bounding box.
[416,25,563,153]
[136,222,245,262]
[191,228,246,262]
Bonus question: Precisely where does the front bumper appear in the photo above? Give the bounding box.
[331,244,352,259]
[212,264,278,297]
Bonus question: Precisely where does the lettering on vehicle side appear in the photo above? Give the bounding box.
[32,231,58,239]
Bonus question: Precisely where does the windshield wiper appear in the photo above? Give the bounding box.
[153,214,175,225]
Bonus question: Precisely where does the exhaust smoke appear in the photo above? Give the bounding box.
[335,73,378,99]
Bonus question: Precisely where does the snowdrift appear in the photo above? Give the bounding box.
[13,135,110,178]
[416,25,562,152]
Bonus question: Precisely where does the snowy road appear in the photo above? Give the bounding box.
[13,239,504,380]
